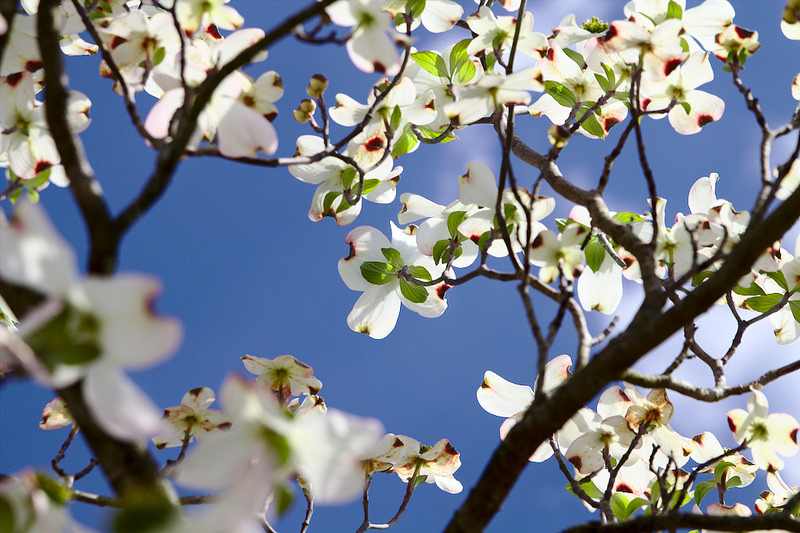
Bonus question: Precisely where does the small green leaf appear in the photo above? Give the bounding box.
[381,247,405,269]
[767,270,790,291]
[579,113,605,138]
[449,39,471,77]
[416,125,457,143]
[390,105,402,132]
[362,179,381,194]
[273,485,294,517]
[341,167,357,190]
[692,270,714,287]
[595,72,611,93]
[502,203,517,223]
[151,46,166,66]
[35,473,71,505]
[457,59,476,84]
[694,480,717,506]
[410,474,428,489]
[323,191,340,214]
[485,52,497,72]
[713,461,735,484]
[725,476,743,489]
[626,497,649,517]
[680,101,691,115]
[562,47,586,69]
[432,239,449,265]
[477,231,491,252]
[544,80,578,108]
[26,304,102,371]
[789,300,800,324]
[584,237,605,273]
[360,261,397,285]
[399,278,428,303]
[612,212,645,224]
[391,124,418,158]
[410,51,448,79]
[732,281,766,296]
[447,211,467,238]
[263,428,292,466]
[666,0,683,19]
[744,293,785,313]
[406,0,426,20]
[602,62,616,89]
[335,196,352,213]
[406,265,432,282]
[610,493,631,520]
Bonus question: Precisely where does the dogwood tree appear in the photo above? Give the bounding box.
[3,0,800,532]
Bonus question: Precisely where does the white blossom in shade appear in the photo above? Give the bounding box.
[0,201,182,441]
[474,0,520,11]
[392,436,463,494]
[39,396,74,430]
[755,471,799,514]
[623,386,694,467]
[565,413,638,475]
[288,135,401,225]
[444,67,544,126]
[760,253,800,345]
[529,224,589,283]
[727,390,800,472]
[146,72,277,158]
[388,0,463,33]
[326,0,406,75]
[455,161,554,257]
[577,252,623,314]
[175,0,243,36]
[241,354,322,400]
[175,374,382,504]
[363,433,409,475]
[466,6,547,59]
[152,387,232,449]
[338,223,450,339]
[477,355,590,462]
[690,431,757,488]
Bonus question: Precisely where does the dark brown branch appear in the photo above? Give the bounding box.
[558,511,800,533]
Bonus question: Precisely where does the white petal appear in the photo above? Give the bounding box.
[476,370,533,417]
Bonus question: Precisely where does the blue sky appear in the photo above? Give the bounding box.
[3,0,800,531]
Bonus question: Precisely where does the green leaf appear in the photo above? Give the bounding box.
[626,497,649,517]
[477,231,491,252]
[726,476,743,489]
[694,480,717,506]
[151,46,166,67]
[26,304,102,371]
[744,293,785,313]
[456,58,476,84]
[584,237,605,273]
[447,211,467,238]
[562,47,586,69]
[0,497,14,533]
[362,179,381,194]
[713,461,736,484]
[406,265,432,282]
[322,191,340,214]
[680,101,692,115]
[610,493,631,520]
[790,300,800,324]
[544,80,578,108]
[432,239,449,265]
[263,428,292,466]
[389,105,402,132]
[113,488,178,533]
[485,52,497,72]
[602,62,616,89]
[613,212,645,224]
[341,167,357,190]
[381,247,405,269]
[417,125,457,143]
[692,270,714,287]
[595,72,611,93]
[406,0,426,19]
[580,113,605,138]
[35,473,72,505]
[449,38,474,83]
[410,51,448,79]
[566,479,604,499]
[503,203,518,223]
[767,270,790,291]
[273,485,294,517]
[666,0,683,19]
[410,474,428,489]
[391,123,418,158]
[732,281,766,296]
[399,278,428,303]
[335,196,352,213]
[360,261,397,285]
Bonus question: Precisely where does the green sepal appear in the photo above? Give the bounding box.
[411,51,448,79]
[360,261,397,285]
[381,247,405,269]
[544,80,578,108]
[406,265,432,282]
[399,278,428,303]
[744,293,785,312]
[584,237,605,273]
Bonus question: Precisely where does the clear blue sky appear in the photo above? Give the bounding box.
[3,1,800,531]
